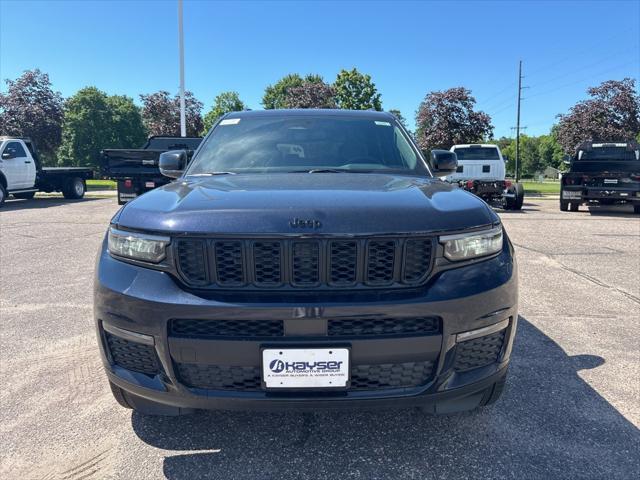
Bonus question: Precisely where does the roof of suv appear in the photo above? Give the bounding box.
[224,109,396,120]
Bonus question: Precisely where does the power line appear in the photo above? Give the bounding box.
[525,62,635,100]
[525,26,636,78]
[527,47,638,90]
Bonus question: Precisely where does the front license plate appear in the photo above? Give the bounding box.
[262,348,349,388]
[562,190,581,199]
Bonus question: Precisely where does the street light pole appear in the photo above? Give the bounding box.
[178,0,186,137]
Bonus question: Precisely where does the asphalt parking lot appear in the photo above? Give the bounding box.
[1,195,639,479]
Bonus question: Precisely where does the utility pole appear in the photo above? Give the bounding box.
[178,0,186,137]
[515,60,523,182]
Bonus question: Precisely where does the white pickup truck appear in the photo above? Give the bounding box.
[0,137,93,207]
[448,143,524,210]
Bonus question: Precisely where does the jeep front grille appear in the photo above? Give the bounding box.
[173,237,434,290]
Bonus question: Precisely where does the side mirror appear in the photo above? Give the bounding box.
[502,155,509,162]
[428,150,458,175]
[159,150,187,178]
[1,152,11,160]
[563,154,572,166]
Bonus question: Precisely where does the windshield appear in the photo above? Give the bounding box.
[577,146,639,161]
[186,115,429,176]
[453,146,501,161]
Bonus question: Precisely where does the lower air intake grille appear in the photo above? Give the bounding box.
[454,330,506,372]
[175,361,435,391]
[350,361,435,390]
[176,363,262,391]
[328,316,440,337]
[105,332,159,376]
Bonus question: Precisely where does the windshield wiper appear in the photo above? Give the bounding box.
[189,171,237,176]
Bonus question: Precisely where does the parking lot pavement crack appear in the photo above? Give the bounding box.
[513,242,640,305]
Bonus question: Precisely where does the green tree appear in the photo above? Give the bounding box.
[107,94,148,150]
[388,109,408,129]
[262,74,323,109]
[202,91,247,133]
[520,135,542,177]
[57,87,146,168]
[537,130,564,170]
[333,68,382,111]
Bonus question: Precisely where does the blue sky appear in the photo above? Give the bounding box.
[1,0,639,138]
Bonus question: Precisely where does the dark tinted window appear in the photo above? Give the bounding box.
[578,146,638,161]
[146,137,202,150]
[453,147,501,160]
[3,142,27,158]
[187,115,427,175]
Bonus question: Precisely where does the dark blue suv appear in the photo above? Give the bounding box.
[94,110,518,415]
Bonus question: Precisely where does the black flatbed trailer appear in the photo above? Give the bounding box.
[101,136,202,204]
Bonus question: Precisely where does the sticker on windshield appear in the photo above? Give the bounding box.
[375,121,391,126]
[219,118,241,125]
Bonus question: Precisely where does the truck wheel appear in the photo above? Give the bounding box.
[13,191,36,200]
[560,200,569,211]
[62,177,86,199]
[634,205,640,214]
[504,183,524,210]
[0,184,6,207]
[512,183,525,210]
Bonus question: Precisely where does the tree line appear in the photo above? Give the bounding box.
[0,68,638,174]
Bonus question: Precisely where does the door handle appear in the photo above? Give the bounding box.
[25,160,32,164]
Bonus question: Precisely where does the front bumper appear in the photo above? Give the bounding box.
[562,186,640,203]
[94,237,518,411]
[458,180,509,199]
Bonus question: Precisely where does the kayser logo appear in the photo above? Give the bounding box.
[269,359,343,373]
[289,217,321,229]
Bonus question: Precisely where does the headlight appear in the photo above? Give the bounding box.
[439,226,503,261]
[107,227,170,263]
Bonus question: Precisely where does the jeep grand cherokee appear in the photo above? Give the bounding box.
[94,109,518,415]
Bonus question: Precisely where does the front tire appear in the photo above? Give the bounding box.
[634,205,640,214]
[560,200,569,211]
[0,184,6,207]
[62,177,86,199]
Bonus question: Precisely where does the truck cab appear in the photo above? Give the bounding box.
[0,138,37,192]
[448,144,523,210]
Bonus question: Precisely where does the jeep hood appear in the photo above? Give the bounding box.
[115,173,498,234]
